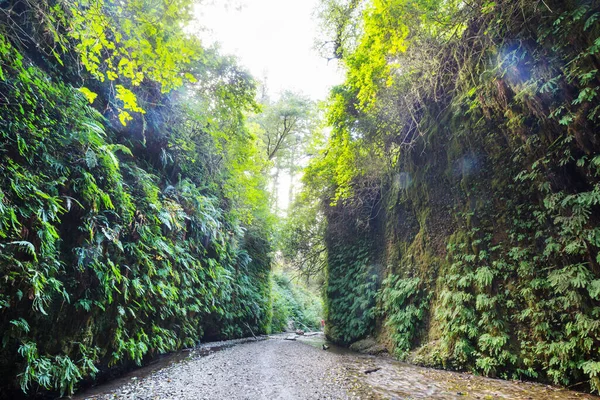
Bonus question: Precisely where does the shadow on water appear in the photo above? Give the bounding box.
[296,334,599,400]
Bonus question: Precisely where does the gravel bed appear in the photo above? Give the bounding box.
[79,337,365,400]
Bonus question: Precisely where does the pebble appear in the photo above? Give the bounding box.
[77,336,362,400]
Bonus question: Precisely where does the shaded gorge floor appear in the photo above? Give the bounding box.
[74,334,599,400]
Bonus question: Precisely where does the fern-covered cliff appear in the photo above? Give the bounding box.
[0,1,274,397]
[310,0,600,393]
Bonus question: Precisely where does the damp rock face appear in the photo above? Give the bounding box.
[349,337,388,355]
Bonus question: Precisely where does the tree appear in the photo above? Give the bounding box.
[255,91,314,162]
[315,0,364,61]
[1,0,201,124]
[278,194,328,284]
[252,91,316,210]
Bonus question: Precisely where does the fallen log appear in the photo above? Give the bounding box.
[364,368,381,374]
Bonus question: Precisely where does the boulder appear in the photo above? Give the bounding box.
[349,337,388,355]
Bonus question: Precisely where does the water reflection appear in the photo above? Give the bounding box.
[297,334,597,400]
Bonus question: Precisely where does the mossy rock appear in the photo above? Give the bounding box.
[349,336,388,355]
[405,340,445,368]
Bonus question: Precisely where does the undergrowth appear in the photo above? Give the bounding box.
[270,273,323,333]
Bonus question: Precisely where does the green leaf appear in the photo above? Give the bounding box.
[85,149,98,168]
[78,87,98,104]
[7,241,37,261]
[589,280,600,300]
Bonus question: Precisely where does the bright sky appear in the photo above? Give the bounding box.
[194,0,344,101]
[194,0,344,213]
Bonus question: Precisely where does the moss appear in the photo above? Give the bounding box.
[316,0,600,392]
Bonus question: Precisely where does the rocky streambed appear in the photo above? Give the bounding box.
[74,334,600,400]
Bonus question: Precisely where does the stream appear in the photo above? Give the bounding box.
[74,334,599,400]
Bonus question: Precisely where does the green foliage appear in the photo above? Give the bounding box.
[1,0,201,125]
[66,0,199,90]
[325,241,378,344]
[252,91,315,162]
[0,7,273,396]
[270,273,324,333]
[380,276,428,359]
[436,229,517,375]
[277,189,327,281]
[312,0,600,393]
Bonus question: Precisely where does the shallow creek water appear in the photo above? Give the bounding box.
[298,334,598,399]
[74,334,599,400]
